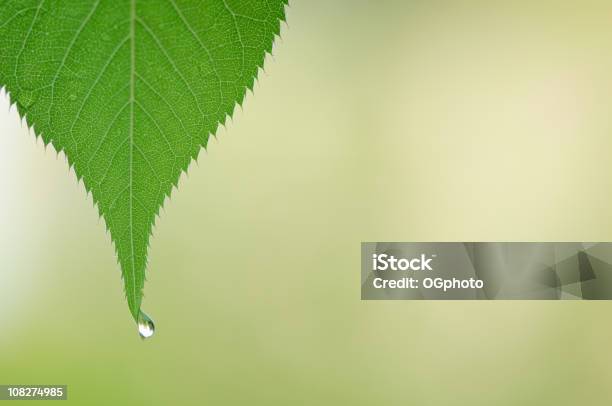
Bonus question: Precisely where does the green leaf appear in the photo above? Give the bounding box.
[0,0,287,320]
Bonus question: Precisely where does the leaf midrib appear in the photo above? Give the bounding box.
[129,0,137,309]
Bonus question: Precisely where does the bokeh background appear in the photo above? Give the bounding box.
[3,1,612,404]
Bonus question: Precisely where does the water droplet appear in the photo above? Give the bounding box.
[68,93,77,101]
[18,89,36,108]
[137,310,155,339]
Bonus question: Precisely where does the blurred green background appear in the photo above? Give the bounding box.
[3,1,612,404]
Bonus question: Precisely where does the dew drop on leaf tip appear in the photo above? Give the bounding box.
[137,310,155,339]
